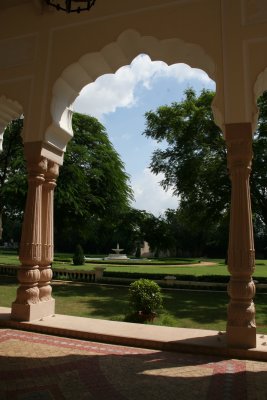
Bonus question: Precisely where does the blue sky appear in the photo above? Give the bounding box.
[74,55,215,216]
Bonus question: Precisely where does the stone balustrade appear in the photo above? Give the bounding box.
[0,265,105,283]
[0,264,18,276]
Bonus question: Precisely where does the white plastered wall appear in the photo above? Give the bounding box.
[0,0,267,157]
[0,0,223,162]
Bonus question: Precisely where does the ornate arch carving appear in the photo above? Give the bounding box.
[253,67,267,131]
[0,96,23,151]
[45,29,218,151]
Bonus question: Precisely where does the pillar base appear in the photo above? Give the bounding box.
[226,325,256,349]
[11,298,55,322]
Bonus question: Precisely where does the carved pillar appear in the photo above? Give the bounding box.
[39,161,59,310]
[11,154,47,321]
[38,161,57,300]
[225,123,256,348]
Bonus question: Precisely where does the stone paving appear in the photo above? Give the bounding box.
[0,328,267,399]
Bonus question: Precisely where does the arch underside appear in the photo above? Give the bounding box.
[0,96,23,152]
[253,67,267,130]
[46,29,221,152]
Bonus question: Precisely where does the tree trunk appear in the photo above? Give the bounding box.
[0,211,3,240]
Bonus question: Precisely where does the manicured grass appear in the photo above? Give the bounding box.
[1,253,267,278]
[0,278,17,305]
[102,263,226,275]
[0,253,199,266]
[84,257,199,265]
[53,259,267,278]
[1,278,267,334]
[0,254,20,265]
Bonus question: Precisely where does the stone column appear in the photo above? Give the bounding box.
[39,161,59,312]
[11,155,47,321]
[225,123,256,348]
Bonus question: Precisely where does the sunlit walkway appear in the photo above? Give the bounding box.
[0,328,267,400]
[1,307,267,361]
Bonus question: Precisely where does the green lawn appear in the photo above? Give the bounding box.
[2,253,267,277]
[1,278,267,334]
[101,263,226,275]
[50,258,267,278]
[0,254,20,265]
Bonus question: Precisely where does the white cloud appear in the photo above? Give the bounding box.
[73,54,213,119]
[72,55,210,215]
[131,168,179,216]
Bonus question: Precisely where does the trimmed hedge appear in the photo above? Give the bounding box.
[103,271,227,281]
[73,245,85,266]
[54,257,72,263]
[129,279,163,314]
[103,271,267,283]
[84,259,199,266]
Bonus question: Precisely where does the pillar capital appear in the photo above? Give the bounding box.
[225,123,253,170]
[47,160,59,179]
[27,156,47,174]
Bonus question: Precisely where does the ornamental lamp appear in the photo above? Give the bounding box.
[45,0,96,13]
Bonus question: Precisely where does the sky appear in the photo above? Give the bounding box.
[73,54,215,216]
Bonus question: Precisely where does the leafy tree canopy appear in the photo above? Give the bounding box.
[144,88,267,256]
[0,113,134,250]
[0,118,26,240]
[251,92,267,227]
[55,113,133,249]
[144,88,230,222]
[55,113,133,218]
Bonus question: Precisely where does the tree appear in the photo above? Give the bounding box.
[144,88,230,255]
[0,113,133,251]
[54,113,133,250]
[144,88,229,216]
[73,244,85,265]
[144,89,267,256]
[251,91,267,227]
[108,208,151,254]
[0,118,26,241]
[140,213,170,257]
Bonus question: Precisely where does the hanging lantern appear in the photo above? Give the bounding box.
[46,0,96,13]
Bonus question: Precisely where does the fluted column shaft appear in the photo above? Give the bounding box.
[225,123,256,349]
[39,161,59,301]
[11,141,60,321]
[11,156,47,320]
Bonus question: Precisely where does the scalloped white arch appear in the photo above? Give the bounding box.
[45,29,219,152]
[0,96,23,152]
[253,67,267,132]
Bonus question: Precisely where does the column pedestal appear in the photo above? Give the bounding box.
[11,299,55,322]
[227,326,256,348]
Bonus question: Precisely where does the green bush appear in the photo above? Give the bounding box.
[73,245,85,266]
[135,244,141,258]
[129,279,163,314]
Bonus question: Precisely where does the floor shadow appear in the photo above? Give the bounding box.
[0,328,263,400]
[2,279,267,332]
[0,313,11,321]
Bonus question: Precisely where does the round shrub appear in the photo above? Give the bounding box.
[129,278,163,315]
[73,245,85,265]
[135,244,141,258]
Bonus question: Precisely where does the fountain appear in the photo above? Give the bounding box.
[105,243,129,260]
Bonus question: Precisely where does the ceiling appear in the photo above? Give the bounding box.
[0,0,42,11]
